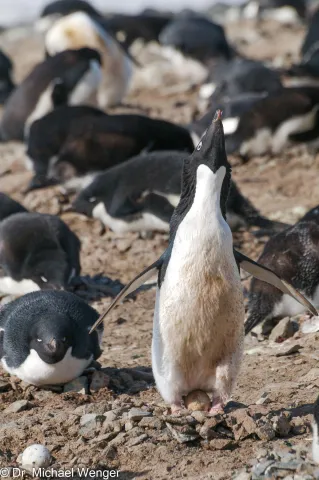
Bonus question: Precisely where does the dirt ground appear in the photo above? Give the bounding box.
[1,17,319,480]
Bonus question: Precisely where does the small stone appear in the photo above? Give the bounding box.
[103,411,118,423]
[125,421,135,432]
[209,438,236,450]
[108,432,127,447]
[255,421,276,441]
[272,414,291,437]
[138,417,163,429]
[116,238,133,253]
[5,400,33,414]
[63,376,88,394]
[226,409,257,441]
[128,408,152,421]
[126,434,149,447]
[303,367,319,383]
[89,371,110,393]
[256,392,272,405]
[0,378,10,392]
[101,445,117,460]
[199,416,224,439]
[274,342,302,356]
[191,411,207,423]
[233,470,251,480]
[166,422,199,443]
[89,432,118,447]
[269,317,295,342]
[79,414,105,438]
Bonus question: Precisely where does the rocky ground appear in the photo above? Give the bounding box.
[1,17,319,480]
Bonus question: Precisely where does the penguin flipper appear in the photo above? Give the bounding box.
[89,259,161,333]
[234,249,318,317]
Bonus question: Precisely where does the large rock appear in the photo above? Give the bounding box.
[269,317,295,342]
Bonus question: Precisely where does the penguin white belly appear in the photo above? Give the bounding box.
[152,165,245,405]
[69,59,102,106]
[272,285,319,318]
[92,202,170,233]
[2,347,92,386]
[0,277,40,295]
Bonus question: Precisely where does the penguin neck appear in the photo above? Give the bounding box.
[177,164,231,246]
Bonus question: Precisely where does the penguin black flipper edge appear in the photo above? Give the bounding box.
[89,258,162,333]
[234,250,318,333]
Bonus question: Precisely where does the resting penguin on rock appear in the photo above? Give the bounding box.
[0,49,15,104]
[90,111,316,412]
[225,87,319,157]
[0,194,27,222]
[72,150,288,234]
[26,107,195,191]
[0,290,103,386]
[159,16,233,64]
[45,11,133,108]
[0,48,102,142]
[245,205,319,335]
[0,212,81,295]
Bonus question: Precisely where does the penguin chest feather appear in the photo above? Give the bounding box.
[154,165,245,383]
[2,347,92,386]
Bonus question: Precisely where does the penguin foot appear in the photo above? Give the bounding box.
[209,397,225,415]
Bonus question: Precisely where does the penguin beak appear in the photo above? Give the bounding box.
[192,110,231,174]
[46,338,57,353]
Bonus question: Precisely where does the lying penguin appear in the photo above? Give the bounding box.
[26,107,195,191]
[72,150,287,234]
[45,12,133,108]
[199,57,283,103]
[0,290,103,386]
[0,49,15,104]
[245,205,319,335]
[0,48,102,142]
[225,87,319,157]
[159,15,233,64]
[0,194,27,222]
[90,111,316,412]
[0,212,81,295]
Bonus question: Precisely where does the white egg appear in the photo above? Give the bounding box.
[20,444,51,472]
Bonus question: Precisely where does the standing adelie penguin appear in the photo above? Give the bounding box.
[90,111,316,412]
[0,48,102,141]
[0,213,81,295]
[0,194,27,222]
[0,290,103,386]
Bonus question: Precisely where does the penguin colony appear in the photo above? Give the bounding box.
[1,0,319,466]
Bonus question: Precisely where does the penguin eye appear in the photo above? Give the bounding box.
[41,276,48,283]
[62,337,66,342]
[37,338,42,342]
[197,141,202,151]
[89,197,96,203]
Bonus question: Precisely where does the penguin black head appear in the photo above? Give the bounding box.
[191,110,231,219]
[0,194,27,222]
[29,312,74,364]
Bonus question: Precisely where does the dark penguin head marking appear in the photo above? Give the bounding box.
[0,49,15,105]
[0,194,27,222]
[0,290,103,385]
[37,0,101,31]
[0,212,81,295]
[0,48,102,142]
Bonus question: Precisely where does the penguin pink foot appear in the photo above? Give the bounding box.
[209,397,225,415]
